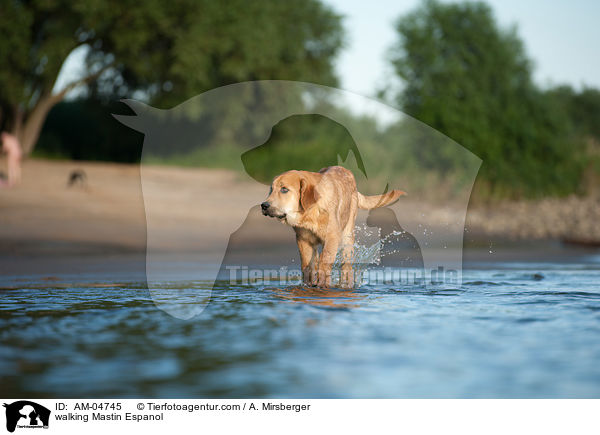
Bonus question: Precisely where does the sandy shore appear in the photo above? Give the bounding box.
[1,159,598,278]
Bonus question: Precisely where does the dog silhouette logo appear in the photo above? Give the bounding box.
[3,401,50,432]
[114,80,481,319]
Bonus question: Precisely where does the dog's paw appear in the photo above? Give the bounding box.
[316,274,331,288]
[339,279,354,289]
[339,269,355,289]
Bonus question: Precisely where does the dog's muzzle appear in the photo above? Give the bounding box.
[261,202,286,219]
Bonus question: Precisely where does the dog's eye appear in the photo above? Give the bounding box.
[280,187,289,194]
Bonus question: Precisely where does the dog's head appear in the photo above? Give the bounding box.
[261,170,318,226]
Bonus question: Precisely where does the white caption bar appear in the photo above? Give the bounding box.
[0,399,597,434]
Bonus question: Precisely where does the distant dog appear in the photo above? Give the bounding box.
[261,166,405,288]
[67,169,87,188]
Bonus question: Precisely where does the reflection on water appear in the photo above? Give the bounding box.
[267,285,365,309]
[1,262,600,398]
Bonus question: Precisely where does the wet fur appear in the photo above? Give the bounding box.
[262,166,405,288]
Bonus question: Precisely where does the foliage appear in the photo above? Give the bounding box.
[546,86,600,141]
[388,0,585,197]
[34,99,142,162]
[0,0,344,152]
[26,0,600,201]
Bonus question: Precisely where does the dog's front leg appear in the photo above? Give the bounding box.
[297,236,318,285]
[316,235,340,288]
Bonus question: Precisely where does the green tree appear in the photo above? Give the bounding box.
[0,0,344,155]
[547,85,600,140]
[388,0,582,197]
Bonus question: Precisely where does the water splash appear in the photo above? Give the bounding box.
[329,224,411,287]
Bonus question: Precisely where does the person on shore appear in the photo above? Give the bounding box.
[1,132,23,187]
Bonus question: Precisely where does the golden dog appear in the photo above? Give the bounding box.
[261,166,405,288]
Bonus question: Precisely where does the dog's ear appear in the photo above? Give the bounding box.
[299,178,318,211]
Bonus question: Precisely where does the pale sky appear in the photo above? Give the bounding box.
[324,0,600,97]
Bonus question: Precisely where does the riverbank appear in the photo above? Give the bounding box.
[0,159,598,275]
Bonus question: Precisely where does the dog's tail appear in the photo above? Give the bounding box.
[357,188,406,210]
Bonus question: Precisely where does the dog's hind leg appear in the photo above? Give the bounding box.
[339,212,357,289]
[340,241,354,288]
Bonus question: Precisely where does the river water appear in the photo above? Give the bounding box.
[2,249,600,398]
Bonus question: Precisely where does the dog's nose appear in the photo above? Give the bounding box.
[261,202,270,211]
